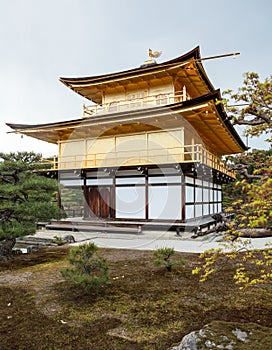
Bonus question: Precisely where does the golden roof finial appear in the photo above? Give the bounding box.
[149,48,162,59]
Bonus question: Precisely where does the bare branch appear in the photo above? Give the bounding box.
[228,164,262,179]
[233,118,267,126]
[228,228,272,239]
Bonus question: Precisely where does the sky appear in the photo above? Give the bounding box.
[0,0,271,156]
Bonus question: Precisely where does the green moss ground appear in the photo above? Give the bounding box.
[0,246,271,349]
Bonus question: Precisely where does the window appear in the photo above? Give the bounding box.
[127,91,147,109]
[86,178,113,186]
[203,204,209,215]
[116,186,145,219]
[195,204,202,218]
[156,94,167,105]
[148,185,181,220]
[149,175,181,184]
[195,187,202,202]
[108,102,117,112]
[203,188,209,201]
[127,91,147,101]
[185,205,194,219]
[185,185,194,202]
[116,177,145,185]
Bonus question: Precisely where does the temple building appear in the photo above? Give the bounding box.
[7,47,247,232]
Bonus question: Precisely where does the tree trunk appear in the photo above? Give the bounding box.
[192,213,272,239]
[229,229,272,239]
[0,238,16,259]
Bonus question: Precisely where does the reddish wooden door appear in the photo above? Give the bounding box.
[100,187,110,218]
[89,187,99,217]
[88,187,111,218]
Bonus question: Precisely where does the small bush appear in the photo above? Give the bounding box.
[153,247,185,272]
[51,235,75,245]
[61,243,110,292]
[51,236,66,246]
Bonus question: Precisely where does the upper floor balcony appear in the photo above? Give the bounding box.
[44,144,236,178]
[82,89,191,117]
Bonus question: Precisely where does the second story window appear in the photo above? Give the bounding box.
[156,94,168,105]
[127,91,147,110]
[127,91,147,101]
[108,102,118,113]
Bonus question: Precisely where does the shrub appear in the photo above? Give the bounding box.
[61,243,110,292]
[51,236,67,246]
[153,247,185,272]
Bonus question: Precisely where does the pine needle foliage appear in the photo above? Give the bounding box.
[153,247,185,272]
[0,152,64,241]
[61,243,110,292]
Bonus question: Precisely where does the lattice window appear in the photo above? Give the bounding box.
[156,94,168,105]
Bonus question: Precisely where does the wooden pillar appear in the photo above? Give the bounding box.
[83,172,89,218]
[145,171,149,220]
[181,173,185,221]
[183,85,187,101]
[110,175,116,219]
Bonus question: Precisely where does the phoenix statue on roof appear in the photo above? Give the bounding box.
[149,49,162,59]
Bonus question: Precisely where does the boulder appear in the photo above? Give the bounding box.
[169,321,272,350]
[170,331,200,350]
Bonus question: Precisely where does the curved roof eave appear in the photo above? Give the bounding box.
[6,89,247,153]
[59,46,214,92]
[204,90,248,152]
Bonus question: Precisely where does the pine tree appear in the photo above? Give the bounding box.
[0,152,64,258]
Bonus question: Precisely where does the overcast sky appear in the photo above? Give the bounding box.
[0,0,271,156]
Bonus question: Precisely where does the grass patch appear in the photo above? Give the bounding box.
[0,246,271,349]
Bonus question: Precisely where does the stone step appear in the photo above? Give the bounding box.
[45,222,142,234]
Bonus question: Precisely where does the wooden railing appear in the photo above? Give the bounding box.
[44,144,236,178]
[83,91,191,117]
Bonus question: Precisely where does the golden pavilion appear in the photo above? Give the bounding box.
[7,47,247,231]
